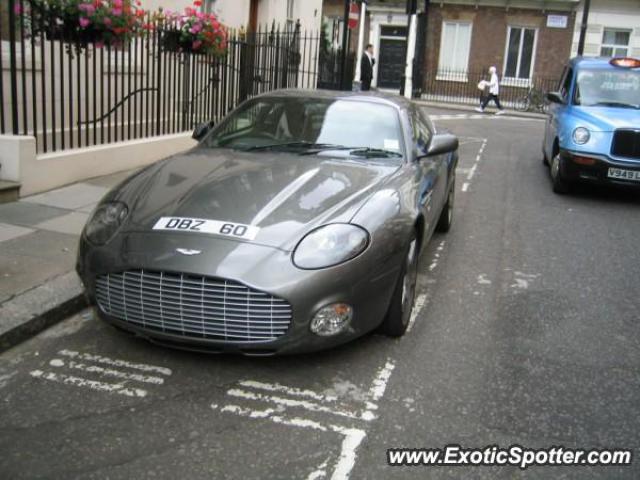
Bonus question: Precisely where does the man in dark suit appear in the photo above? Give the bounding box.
[360,44,375,91]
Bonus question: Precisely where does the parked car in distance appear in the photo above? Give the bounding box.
[76,90,458,354]
[543,57,640,193]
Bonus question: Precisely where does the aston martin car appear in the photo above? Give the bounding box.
[76,90,458,354]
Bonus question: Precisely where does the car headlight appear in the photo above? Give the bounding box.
[573,127,590,145]
[84,202,128,245]
[293,224,369,269]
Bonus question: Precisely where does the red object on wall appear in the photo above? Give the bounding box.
[348,2,360,30]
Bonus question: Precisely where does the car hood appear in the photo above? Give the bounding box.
[116,148,400,251]
[570,106,640,132]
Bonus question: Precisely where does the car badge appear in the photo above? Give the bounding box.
[175,248,202,256]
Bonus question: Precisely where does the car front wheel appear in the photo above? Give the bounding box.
[379,234,418,338]
[550,153,570,194]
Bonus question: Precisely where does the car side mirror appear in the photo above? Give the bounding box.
[192,121,214,141]
[546,91,564,104]
[421,133,458,158]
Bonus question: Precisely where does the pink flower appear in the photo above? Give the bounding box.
[103,17,112,26]
[192,40,202,50]
[79,17,91,28]
[112,7,123,16]
[78,3,96,15]
[189,23,202,34]
[14,4,22,15]
[113,0,123,7]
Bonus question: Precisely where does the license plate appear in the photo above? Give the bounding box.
[608,167,640,182]
[152,217,259,240]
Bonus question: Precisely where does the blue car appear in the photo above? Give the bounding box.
[542,57,640,193]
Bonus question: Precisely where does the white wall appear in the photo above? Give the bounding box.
[571,0,640,57]
[208,0,251,30]
[0,134,196,196]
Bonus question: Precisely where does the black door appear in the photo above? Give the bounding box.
[378,39,406,89]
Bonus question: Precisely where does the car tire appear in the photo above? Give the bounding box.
[436,177,455,233]
[550,153,570,194]
[379,234,419,338]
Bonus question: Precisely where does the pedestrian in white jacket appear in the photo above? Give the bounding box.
[476,66,505,114]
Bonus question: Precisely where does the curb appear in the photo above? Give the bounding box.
[0,271,87,353]
[416,100,547,120]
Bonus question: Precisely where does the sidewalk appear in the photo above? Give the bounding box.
[416,99,547,120]
[0,168,136,352]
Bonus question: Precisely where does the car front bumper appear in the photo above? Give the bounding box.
[560,150,640,187]
[76,231,405,355]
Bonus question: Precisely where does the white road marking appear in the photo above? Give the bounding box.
[49,359,166,385]
[430,113,543,122]
[462,182,470,192]
[308,458,330,480]
[226,388,366,421]
[407,294,427,333]
[213,359,397,480]
[29,370,147,397]
[58,349,172,376]
[368,361,395,403]
[239,380,339,402]
[477,274,492,285]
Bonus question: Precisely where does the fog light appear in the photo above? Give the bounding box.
[310,303,353,336]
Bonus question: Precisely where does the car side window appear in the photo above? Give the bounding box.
[559,67,573,102]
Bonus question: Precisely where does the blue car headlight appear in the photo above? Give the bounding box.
[293,224,369,269]
[573,127,590,145]
[84,202,128,245]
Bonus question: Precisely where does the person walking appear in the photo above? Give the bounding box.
[360,44,375,91]
[476,66,505,115]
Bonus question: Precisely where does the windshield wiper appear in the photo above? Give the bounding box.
[242,142,351,152]
[591,101,640,109]
[347,147,403,158]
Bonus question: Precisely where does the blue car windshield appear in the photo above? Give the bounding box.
[574,68,640,108]
[203,97,404,157]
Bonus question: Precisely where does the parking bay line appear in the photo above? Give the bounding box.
[48,358,166,385]
[30,369,148,398]
[212,359,397,480]
[58,349,172,376]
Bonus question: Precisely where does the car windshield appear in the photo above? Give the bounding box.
[574,68,640,108]
[202,97,404,158]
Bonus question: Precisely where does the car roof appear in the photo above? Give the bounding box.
[568,56,638,70]
[251,88,413,110]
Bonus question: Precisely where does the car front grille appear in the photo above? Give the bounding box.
[95,270,292,343]
[611,129,640,160]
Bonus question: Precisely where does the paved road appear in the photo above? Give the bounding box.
[1,109,639,479]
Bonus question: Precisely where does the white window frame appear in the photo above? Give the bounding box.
[502,26,538,87]
[600,28,631,57]
[436,21,473,82]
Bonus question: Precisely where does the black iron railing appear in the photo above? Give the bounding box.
[0,1,330,154]
[422,68,560,109]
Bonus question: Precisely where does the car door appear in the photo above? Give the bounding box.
[411,108,445,236]
[546,66,573,157]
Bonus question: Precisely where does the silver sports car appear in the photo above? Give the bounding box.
[76,90,458,354]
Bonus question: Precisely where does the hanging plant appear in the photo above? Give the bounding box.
[159,1,228,57]
[18,0,147,49]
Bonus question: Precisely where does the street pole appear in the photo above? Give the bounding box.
[403,13,417,99]
[577,0,591,56]
[354,1,367,87]
[340,0,351,90]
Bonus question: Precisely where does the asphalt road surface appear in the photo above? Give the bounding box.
[1,109,639,480]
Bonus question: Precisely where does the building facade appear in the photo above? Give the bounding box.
[570,0,640,58]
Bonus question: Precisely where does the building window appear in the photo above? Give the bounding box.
[437,22,472,76]
[503,26,537,80]
[600,29,630,57]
